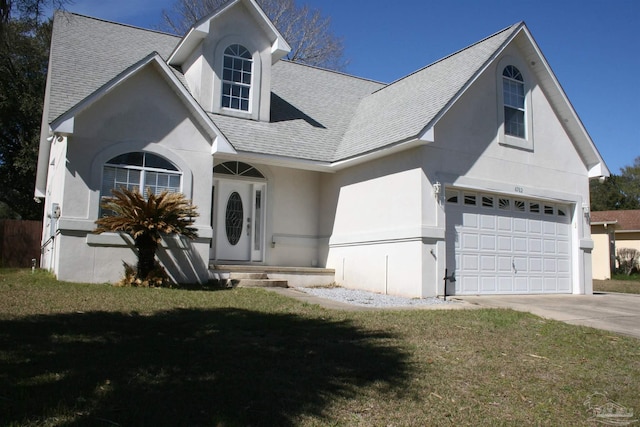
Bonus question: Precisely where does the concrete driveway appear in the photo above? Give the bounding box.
[457,293,640,339]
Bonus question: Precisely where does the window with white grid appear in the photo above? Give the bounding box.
[502,65,525,138]
[101,153,181,213]
[221,44,252,111]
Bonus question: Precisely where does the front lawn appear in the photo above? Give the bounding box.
[594,276,640,294]
[1,269,638,426]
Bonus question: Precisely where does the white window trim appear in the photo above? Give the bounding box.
[496,56,534,151]
[221,44,253,113]
[212,36,261,120]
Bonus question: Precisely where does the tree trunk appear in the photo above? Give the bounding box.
[135,234,158,280]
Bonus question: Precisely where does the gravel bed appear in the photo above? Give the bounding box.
[296,287,457,308]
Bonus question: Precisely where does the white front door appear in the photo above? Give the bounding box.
[214,179,265,262]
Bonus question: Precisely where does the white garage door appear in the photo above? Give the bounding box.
[445,190,572,295]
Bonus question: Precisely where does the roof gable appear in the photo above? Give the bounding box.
[50,52,232,153]
[168,0,291,66]
[333,22,608,177]
[47,12,180,123]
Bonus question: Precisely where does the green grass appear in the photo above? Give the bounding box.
[594,277,640,294]
[1,269,639,426]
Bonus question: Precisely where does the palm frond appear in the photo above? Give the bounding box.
[94,188,199,241]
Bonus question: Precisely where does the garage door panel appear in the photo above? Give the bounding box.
[558,278,571,292]
[461,277,479,293]
[529,257,543,272]
[543,222,557,235]
[480,215,496,230]
[462,233,479,250]
[544,258,557,273]
[481,277,497,292]
[514,237,528,252]
[528,238,542,253]
[543,239,556,254]
[498,276,513,292]
[497,217,512,231]
[464,212,478,228]
[462,254,479,271]
[480,234,496,250]
[497,256,512,272]
[514,277,528,292]
[544,277,558,292]
[498,236,511,251]
[513,218,527,232]
[513,257,528,272]
[480,255,496,272]
[529,220,542,234]
[448,193,572,295]
[558,241,570,255]
[558,259,570,273]
[530,277,543,292]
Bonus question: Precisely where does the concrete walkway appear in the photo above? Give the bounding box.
[457,293,640,339]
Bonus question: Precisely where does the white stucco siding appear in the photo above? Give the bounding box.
[430,47,593,294]
[40,134,68,272]
[266,165,321,267]
[323,149,442,296]
[51,66,214,284]
[328,240,429,297]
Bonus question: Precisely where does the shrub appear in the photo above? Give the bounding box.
[616,248,640,276]
[116,261,173,288]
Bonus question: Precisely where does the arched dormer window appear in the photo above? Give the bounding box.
[222,44,252,112]
[101,152,182,206]
[502,65,525,138]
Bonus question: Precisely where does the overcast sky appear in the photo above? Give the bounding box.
[55,0,639,174]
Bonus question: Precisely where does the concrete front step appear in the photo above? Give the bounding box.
[235,279,289,288]
[230,272,268,280]
[210,264,335,288]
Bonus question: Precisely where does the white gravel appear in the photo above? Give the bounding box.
[296,287,457,308]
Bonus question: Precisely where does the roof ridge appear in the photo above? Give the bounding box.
[371,22,523,96]
[279,59,387,86]
[55,10,181,38]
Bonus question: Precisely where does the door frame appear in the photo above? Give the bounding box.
[211,176,266,262]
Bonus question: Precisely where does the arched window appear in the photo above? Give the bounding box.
[213,161,264,179]
[221,44,252,111]
[502,65,525,138]
[101,152,181,202]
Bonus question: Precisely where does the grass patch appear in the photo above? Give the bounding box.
[1,269,639,426]
[594,278,640,294]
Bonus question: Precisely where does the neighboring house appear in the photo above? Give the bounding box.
[35,0,609,297]
[591,210,640,279]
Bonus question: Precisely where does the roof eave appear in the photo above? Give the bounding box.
[331,137,428,171]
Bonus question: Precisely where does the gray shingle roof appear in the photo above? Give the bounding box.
[45,12,519,163]
[336,24,520,160]
[211,62,384,162]
[47,12,180,122]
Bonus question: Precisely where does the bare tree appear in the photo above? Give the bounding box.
[160,0,347,71]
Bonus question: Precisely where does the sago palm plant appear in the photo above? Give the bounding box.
[94,188,199,283]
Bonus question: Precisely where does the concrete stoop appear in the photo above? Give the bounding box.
[209,264,336,288]
[229,272,289,288]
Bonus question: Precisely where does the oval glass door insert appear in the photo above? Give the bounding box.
[225,191,243,245]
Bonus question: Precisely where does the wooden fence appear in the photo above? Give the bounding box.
[0,220,42,268]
